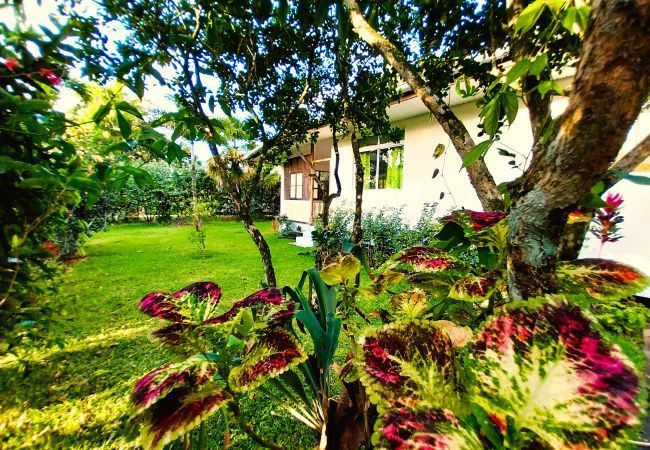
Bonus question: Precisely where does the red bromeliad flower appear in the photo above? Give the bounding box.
[591,192,624,247]
[38,67,62,86]
[4,59,19,71]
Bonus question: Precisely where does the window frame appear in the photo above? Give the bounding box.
[289,172,304,200]
[360,140,405,190]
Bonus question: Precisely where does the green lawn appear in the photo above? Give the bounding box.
[0,221,317,449]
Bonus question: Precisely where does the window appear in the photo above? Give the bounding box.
[289,172,303,199]
[312,171,329,200]
[359,133,404,189]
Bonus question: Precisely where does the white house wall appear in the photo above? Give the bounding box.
[329,97,650,226]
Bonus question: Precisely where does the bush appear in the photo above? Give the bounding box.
[313,204,439,267]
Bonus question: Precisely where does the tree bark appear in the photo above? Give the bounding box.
[507,0,650,299]
[239,208,277,287]
[349,124,363,244]
[344,0,504,211]
[316,127,343,269]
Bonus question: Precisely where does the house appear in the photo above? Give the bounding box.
[274,78,650,255]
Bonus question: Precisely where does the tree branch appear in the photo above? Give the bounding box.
[603,132,650,190]
[343,0,504,211]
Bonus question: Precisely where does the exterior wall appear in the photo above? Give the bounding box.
[328,97,650,225]
[280,154,312,224]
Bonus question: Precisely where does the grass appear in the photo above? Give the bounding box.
[0,220,318,449]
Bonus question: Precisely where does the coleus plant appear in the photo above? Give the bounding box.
[130,214,648,449]
[132,282,306,449]
[370,209,649,328]
[358,297,642,448]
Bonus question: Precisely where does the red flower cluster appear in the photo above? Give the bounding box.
[3,59,19,71]
[38,67,62,86]
[591,192,624,245]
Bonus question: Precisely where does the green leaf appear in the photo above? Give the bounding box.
[115,110,132,139]
[319,254,361,285]
[115,101,143,119]
[538,80,563,97]
[514,0,546,34]
[17,177,61,189]
[463,140,492,168]
[66,176,101,194]
[479,97,500,137]
[500,91,519,124]
[611,169,650,185]
[92,102,112,124]
[504,60,530,85]
[528,54,548,78]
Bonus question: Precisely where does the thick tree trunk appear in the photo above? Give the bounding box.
[344,0,504,211]
[507,0,650,299]
[240,209,277,287]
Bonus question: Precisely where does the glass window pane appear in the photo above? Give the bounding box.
[385,146,403,189]
[361,151,377,189]
[378,148,389,189]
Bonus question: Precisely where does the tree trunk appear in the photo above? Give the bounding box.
[240,209,277,287]
[507,0,650,299]
[344,0,504,211]
[349,124,363,244]
[317,127,342,269]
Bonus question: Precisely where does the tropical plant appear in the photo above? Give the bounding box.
[129,211,648,449]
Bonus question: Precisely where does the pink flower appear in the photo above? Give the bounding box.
[605,193,624,209]
[4,59,19,71]
[38,67,62,86]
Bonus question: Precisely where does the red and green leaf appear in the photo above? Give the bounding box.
[358,320,455,410]
[448,273,500,302]
[132,356,217,413]
[558,258,649,300]
[373,407,482,449]
[133,356,232,450]
[139,382,232,450]
[228,327,307,392]
[138,292,183,322]
[470,298,640,448]
[173,281,222,304]
[203,287,284,325]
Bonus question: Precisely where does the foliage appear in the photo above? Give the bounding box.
[127,209,648,449]
[0,221,315,449]
[313,204,441,268]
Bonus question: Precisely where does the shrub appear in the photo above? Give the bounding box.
[313,204,440,267]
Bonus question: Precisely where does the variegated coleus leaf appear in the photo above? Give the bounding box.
[139,292,184,322]
[380,247,462,295]
[443,209,508,231]
[448,272,501,302]
[139,382,232,450]
[558,258,649,301]
[202,287,284,325]
[132,355,218,413]
[470,298,640,448]
[357,320,456,411]
[139,281,222,322]
[173,281,222,303]
[373,408,483,449]
[133,356,232,450]
[228,327,307,392]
